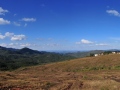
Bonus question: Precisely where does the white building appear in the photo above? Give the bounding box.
[94,54,98,57]
[112,52,116,54]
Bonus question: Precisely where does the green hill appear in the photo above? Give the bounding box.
[0,47,75,71]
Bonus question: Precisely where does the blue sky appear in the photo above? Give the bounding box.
[0,0,120,51]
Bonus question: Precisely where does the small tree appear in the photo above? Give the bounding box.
[90,53,94,57]
[103,51,112,55]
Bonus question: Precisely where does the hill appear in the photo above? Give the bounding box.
[16,47,43,54]
[0,47,75,71]
[67,50,104,58]
[0,54,120,90]
[0,46,120,71]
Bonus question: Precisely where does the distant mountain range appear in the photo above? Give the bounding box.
[0,46,120,71]
[0,46,75,71]
[66,50,104,58]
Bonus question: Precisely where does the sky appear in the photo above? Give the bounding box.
[0,0,120,51]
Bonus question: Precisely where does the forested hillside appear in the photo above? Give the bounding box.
[0,46,75,70]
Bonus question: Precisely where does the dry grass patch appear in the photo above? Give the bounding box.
[83,80,120,90]
[0,54,120,89]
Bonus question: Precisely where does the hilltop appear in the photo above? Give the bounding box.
[0,54,120,90]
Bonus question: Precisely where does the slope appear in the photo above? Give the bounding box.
[0,54,120,90]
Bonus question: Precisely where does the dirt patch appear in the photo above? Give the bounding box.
[0,86,32,90]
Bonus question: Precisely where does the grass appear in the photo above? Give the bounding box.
[0,54,120,90]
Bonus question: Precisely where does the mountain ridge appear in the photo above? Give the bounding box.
[0,46,120,71]
[0,46,75,71]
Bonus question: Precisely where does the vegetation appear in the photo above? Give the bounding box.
[0,46,120,71]
[89,53,94,57]
[0,54,120,89]
[103,51,112,55]
[0,47,75,71]
[67,50,104,58]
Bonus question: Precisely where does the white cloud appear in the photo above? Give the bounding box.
[0,32,26,41]
[76,42,81,44]
[20,43,31,47]
[0,43,7,47]
[22,18,36,22]
[9,43,14,46]
[0,7,8,15]
[0,34,6,39]
[5,32,14,37]
[106,10,120,17]
[0,32,14,39]
[96,43,108,46]
[110,37,120,41]
[0,18,10,25]
[81,39,93,44]
[13,22,21,26]
[46,43,60,47]
[76,39,93,44]
[0,43,18,48]
[11,35,26,41]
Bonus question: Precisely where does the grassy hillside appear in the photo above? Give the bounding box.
[0,54,120,90]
